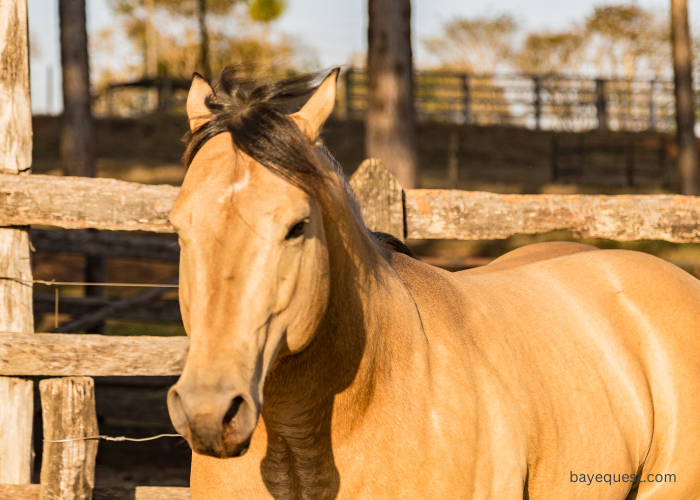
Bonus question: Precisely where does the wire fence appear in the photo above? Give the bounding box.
[339,69,700,133]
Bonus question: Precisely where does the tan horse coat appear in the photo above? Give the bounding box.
[170,71,700,499]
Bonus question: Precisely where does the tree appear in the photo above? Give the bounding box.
[196,0,211,77]
[671,0,698,195]
[515,31,583,75]
[60,0,106,332]
[426,6,670,80]
[424,15,518,74]
[109,0,286,81]
[366,0,416,189]
[59,0,94,177]
[583,5,670,79]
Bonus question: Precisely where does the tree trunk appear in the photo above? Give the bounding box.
[144,0,159,110]
[59,0,95,178]
[197,0,211,79]
[671,0,698,195]
[60,0,103,330]
[366,0,416,188]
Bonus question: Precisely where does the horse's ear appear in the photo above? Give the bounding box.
[187,73,216,131]
[290,68,340,142]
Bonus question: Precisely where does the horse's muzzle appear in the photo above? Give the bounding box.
[167,385,259,458]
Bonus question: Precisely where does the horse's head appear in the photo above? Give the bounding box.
[167,69,339,458]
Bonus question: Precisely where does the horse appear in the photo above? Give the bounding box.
[167,67,700,499]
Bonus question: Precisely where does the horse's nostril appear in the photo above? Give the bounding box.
[223,396,245,426]
[167,386,190,436]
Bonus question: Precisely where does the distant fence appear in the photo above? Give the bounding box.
[550,133,669,187]
[338,68,700,133]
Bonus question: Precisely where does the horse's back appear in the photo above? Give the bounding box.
[457,241,598,276]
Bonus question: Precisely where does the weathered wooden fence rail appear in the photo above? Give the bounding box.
[5,172,700,243]
[0,334,188,377]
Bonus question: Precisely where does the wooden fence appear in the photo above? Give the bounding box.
[4,2,700,494]
[4,160,700,498]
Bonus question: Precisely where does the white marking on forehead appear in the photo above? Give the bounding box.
[217,170,250,203]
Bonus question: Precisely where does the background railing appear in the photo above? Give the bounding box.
[338,69,700,132]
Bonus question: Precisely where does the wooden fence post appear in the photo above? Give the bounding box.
[0,379,33,485]
[39,377,98,500]
[335,68,350,120]
[626,135,636,187]
[596,79,607,132]
[648,80,656,132]
[448,132,459,189]
[550,135,559,182]
[349,159,405,240]
[659,136,669,188]
[0,0,35,485]
[85,229,106,334]
[461,74,470,124]
[533,77,542,130]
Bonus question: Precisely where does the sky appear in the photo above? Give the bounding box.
[27,0,700,114]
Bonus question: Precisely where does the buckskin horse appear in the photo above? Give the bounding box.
[166,67,700,499]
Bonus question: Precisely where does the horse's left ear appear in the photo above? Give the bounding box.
[290,68,340,142]
[187,73,217,131]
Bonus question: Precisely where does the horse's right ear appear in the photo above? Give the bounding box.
[187,73,216,131]
[290,68,340,142]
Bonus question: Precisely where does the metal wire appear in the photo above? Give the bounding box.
[0,276,179,288]
[44,433,182,443]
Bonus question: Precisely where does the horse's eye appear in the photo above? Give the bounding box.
[287,220,307,239]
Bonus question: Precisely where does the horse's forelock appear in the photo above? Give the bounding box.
[182,67,331,197]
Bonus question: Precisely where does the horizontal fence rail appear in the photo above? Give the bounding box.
[0,333,188,376]
[406,190,700,242]
[0,174,177,232]
[5,173,700,243]
[31,228,179,261]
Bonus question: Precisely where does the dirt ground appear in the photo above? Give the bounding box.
[28,113,700,488]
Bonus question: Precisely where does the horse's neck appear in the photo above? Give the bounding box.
[260,181,424,496]
[266,187,416,411]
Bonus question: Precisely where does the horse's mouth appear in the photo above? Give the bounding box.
[188,426,253,459]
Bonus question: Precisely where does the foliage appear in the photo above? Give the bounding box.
[424,4,683,80]
[423,14,518,74]
[248,0,286,22]
[515,31,584,75]
[101,0,310,76]
[94,0,313,116]
[582,5,670,79]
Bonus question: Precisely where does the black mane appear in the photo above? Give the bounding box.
[183,66,329,192]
